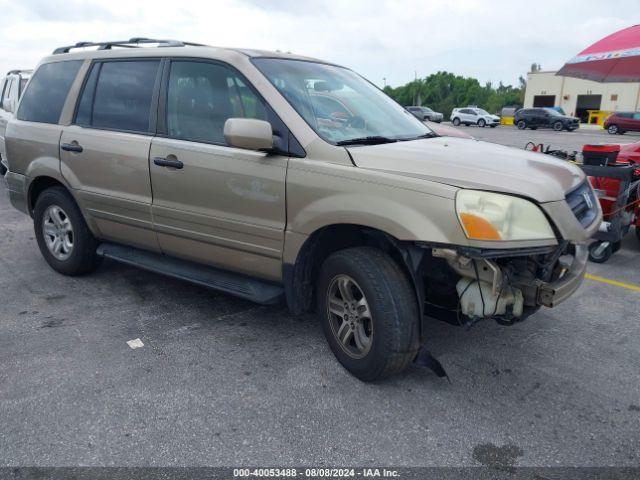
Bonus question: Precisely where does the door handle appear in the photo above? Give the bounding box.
[61,142,83,153]
[153,156,184,169]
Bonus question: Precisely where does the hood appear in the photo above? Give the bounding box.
[347,137,585,202]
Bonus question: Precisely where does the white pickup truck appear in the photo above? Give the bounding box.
[0,69,31,176]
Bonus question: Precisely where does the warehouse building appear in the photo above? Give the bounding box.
[523,70,640,123]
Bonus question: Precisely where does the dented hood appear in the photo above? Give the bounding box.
[347,137,585,202]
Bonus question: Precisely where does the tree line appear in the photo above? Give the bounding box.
[382,71,526,118]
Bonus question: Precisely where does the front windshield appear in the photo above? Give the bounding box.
[252,58,432,145]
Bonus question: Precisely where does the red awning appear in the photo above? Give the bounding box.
[557,25,640,82]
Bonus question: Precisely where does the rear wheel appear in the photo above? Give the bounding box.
[553,121,564,132]
[607,124,619,134]
[317,247,420,382]
[477,118,486,128]
[452,117,461,126]
[34,186,101,276]
[516,120,527,130]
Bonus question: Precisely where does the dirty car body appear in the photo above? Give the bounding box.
[4,39,601,380]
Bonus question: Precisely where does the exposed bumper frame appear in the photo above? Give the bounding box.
[536,244,588,308]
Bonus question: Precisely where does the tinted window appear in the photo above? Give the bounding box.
[75,64,100,126]
[17,61,82,123]
[89,60,160,133]
[19,78,28,97]
[166,61,267,144]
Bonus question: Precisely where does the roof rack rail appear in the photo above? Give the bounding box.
[52,37,208,54]
[6,69,33,75]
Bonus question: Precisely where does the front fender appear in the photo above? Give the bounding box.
[286,160,467,246]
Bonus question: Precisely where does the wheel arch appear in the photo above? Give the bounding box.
[282,224,427,328]
[27,176,68,216]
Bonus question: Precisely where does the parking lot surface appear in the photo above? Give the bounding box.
[1,129,639,467]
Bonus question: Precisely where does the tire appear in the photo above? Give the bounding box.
[452,117,461,126]
[34,186,101,276]
[588,241,613,263]
[553,121,563,132]
[477,119,486,128]
[611,241,622,253]
[607,124,619,134]
[316,247,420,382]
[516,120,526,130]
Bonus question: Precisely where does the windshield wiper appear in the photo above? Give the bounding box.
[336,136,398,146]
[407,132,439,140]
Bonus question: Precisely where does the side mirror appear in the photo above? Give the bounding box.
[224,118,273,151]
[2,98,13,113]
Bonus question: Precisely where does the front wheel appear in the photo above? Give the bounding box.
[553,121,564,132]
[477,119,486,128]
[607,124,619,134]
[34,186,101,276]
[452,117,461,126]
[516,120,526,130]
[317,247,420,382]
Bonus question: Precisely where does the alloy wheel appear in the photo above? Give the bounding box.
[42,205,74,261]
[326,275,373,359]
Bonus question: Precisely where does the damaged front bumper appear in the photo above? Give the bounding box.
[534,244,588,307]
[419,242,588,324]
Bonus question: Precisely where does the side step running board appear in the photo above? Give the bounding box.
[96,243,284,305]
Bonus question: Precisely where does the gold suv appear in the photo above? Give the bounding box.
[3,38,601,381]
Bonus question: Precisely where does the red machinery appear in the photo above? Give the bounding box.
[524,141,640,263]
[582,143,640,262]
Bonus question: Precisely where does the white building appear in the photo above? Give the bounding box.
[523,70,640,122]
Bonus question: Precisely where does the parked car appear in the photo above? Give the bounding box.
[0,69,31,176]
[406,106,443,123]
[4,38,601,381]
[604,111,640,134]
[450,107,499,127]
[514,108,579,132]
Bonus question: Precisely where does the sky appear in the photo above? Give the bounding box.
[0,0,638,88]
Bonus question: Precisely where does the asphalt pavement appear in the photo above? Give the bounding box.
[0,129,639,468]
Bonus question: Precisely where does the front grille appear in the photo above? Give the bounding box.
[565,180,598,227]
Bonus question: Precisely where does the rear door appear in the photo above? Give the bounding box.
[60,59,162,251]
[148,59,288,281]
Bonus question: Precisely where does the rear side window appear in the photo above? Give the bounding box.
[75,60,160,133]
[17,61,82,124]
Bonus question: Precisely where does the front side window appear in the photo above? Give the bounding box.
[76,60,160,133]
[166,61,267,144]
[252,58,431,145]
[17,60,82,124]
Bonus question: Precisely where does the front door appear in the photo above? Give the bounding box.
[149,60,287,281]
[60,59,162,251]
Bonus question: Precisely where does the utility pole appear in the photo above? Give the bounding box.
[383,77,387,87]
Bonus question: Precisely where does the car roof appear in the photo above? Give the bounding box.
[40,40,332,67]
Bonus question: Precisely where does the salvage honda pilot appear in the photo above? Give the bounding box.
[3,39,601,381]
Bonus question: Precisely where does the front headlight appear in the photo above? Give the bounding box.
[455,190,556,241]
